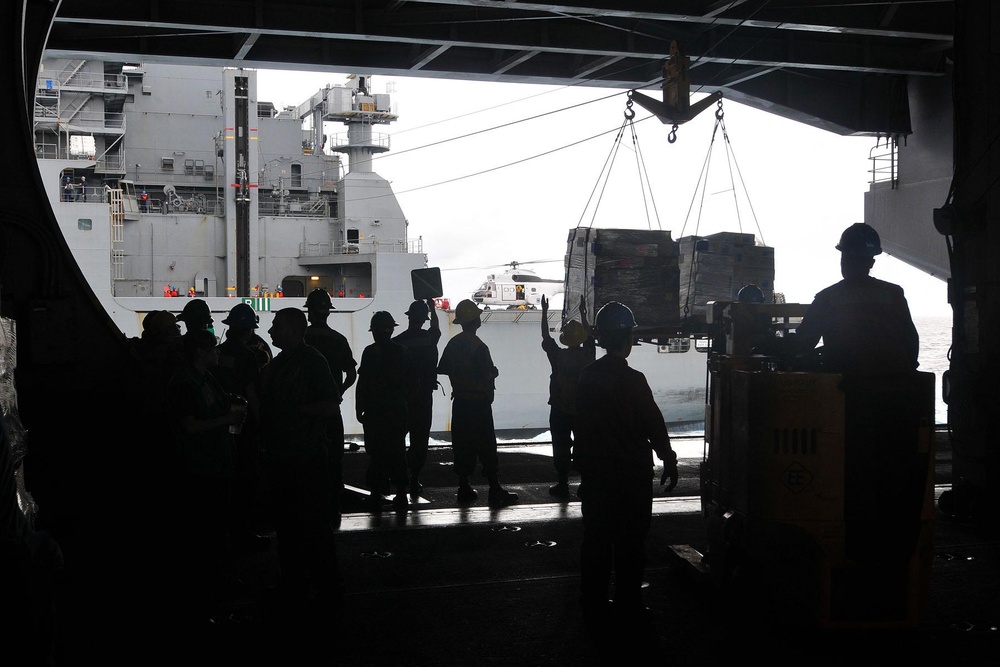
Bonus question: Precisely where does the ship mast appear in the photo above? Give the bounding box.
[325,75,396,173]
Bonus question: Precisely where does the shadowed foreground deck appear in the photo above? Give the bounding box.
[49,433,999,666]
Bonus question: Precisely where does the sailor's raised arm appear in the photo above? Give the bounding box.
[540,294,552,340]
[426,297,439,332]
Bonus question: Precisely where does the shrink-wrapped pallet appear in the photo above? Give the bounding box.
[563,227,680,330]
[677,232,774,320]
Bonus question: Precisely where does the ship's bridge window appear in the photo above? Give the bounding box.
[77,218,92,231]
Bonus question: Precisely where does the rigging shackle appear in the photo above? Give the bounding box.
[668,123,678,144]
[715,99,724,120]
[624,91,636,120]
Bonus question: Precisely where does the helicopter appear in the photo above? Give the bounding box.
[470,260,564,310]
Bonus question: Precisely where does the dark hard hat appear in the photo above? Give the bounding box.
[142,310,178,337]
[369,311,398,331]
[595,301,637,333]
[222,302,258,329]
[452,299,482,325]
[836,223,882,257]
[305,288,333,311]
[405,299,429,320]
[176,299,213,326]
[737,284,765,304]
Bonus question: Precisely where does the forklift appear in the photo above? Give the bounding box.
[690,298,936,628]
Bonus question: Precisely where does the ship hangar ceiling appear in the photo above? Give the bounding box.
[45,0,955,137]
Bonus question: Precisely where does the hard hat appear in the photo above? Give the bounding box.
[595,301,637,333]
[835,223,882,257]
[405,299,429,320]
[559,320,588,346]
[176,299,213,326]
[222,302,258,329]
[305,288,333,311]
[737,284,765,304]
[141,310,178,337]
[452,299,482,325]
[369,311,398,331]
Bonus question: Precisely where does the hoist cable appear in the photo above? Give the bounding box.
[627,118,654,230]
[720,120,743,234]
[631,119,663,232]
[720,119,767,247]
[679,116,722,317]
[578,118,629,229]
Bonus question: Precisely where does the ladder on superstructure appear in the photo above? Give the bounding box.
[109,188,124,284]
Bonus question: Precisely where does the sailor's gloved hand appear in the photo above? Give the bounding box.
[659,451,678,492]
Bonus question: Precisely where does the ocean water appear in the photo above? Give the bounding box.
[914,314,951,426]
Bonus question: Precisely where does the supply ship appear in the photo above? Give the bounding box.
[33,58,757,435]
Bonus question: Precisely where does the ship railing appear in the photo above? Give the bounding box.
[35,140,58,159]
[95,154,126,174]
[56,110,126,135]
[37,72,127,94]
[299,238,420,257]
[258,199,332,217]
[33,101,59,124]
[869,138,898,189]
[327,132,391,150]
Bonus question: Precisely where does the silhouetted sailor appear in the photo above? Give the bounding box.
[769,224,924,566]
[212,302,269,555]
[540,294,595,499]
[781,223,919,374]
[304,288,357,526]
[168,328,246,624]
[392,298,441,497]
[356,311,416,510]
[176,298,214,334]
[128,311,185,502]
[575,301,678,633]
[261,307,343,608]
[437,299,518,507]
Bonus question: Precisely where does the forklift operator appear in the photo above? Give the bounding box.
[778,223,919,375]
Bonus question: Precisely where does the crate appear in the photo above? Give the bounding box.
[564,227,680,329]
[678,231,774,319]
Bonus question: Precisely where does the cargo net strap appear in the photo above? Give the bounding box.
[679,100,766,318]
[576,93,662,233]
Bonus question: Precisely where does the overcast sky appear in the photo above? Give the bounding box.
[256,69,951,318]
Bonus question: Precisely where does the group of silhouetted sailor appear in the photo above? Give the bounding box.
[354,295,519,508]
[129,297,343,624]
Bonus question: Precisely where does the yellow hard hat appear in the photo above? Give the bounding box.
[453,299,482,325]
[559,320,588,346]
